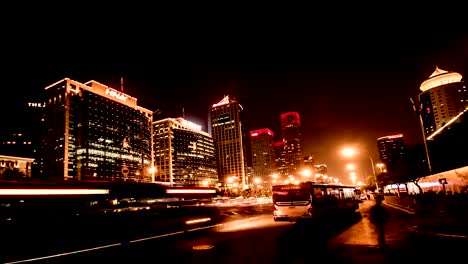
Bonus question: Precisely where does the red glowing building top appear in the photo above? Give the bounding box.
[280,112,300,127]
[250,128,274,137]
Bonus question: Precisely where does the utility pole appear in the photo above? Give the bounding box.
[369,155,379,192]
[410,97,432,175]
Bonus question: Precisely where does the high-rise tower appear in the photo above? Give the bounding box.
[250,128,275,184]
[280,112,303,177]
[273,141,286,177]
[377,134,405,166]
[208,96,246,190]
[419,66,466,139]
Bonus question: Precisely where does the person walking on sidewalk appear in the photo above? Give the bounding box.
[369,195,390,251]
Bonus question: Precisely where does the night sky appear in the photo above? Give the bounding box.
[2,15,467,182]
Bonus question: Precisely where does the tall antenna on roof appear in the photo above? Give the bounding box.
[120,76,124,92]
[182,108,185,119]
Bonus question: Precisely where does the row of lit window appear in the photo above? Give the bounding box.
[1,141,32,144]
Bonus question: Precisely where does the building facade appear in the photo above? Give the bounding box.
[280,112,303,177]
[0,101,45,177]
[153,117,218,187]
[419,66,466,138]
[250,128,275,184]
[377,134,405,166]
[42,78,153,182]
[0,155,34,178]
[208,96,246,190]
[273,141,286,177]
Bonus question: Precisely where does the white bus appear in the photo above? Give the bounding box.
[272,181,360,221]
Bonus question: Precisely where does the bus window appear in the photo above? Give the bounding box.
[272,189,309,202]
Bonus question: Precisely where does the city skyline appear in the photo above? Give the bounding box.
[2,27,466,180]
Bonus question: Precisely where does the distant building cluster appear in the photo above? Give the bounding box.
[1,66,466,194]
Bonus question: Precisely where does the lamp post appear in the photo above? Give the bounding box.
[410,97,432,175]
[341,147,379,192]
[368,155,379,192]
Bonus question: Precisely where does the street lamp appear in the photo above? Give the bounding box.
[376,163,385,173]
[346,163,356,171]
[341,147,379,192]
[301,169,312,178]
[148,166,156,183]
[368,155,378,192]
[410,97,432,175]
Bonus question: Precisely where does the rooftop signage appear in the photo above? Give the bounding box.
[105,88,128,102]
[212,95,231,107]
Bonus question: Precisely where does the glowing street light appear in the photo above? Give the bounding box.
[148,166,156,183]
[341,147,357,158]
[340,147,379,191]
[301,169,312,178]
[376,163,385,173]
[346,163,356,171]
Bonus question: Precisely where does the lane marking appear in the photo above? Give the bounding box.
[186,223,223,233]
[4,243,122,264]
[5,231,188,263]
[129,230,185,243]
[6,215,269,263]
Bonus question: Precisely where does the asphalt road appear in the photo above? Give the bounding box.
[2,199,467,263]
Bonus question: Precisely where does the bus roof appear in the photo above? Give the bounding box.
[272,181,357,190]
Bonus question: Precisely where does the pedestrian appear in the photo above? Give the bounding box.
[369,195,390,250]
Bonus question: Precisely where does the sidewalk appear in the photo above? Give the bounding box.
[384,200,468,239]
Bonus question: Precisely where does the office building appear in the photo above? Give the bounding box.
[208,95,246,189]
[273,141,287,177]
[419,66,466,138]
[0,101,45,177]
[153,117,218,187]
[250,128,275,183]
[0,155,34,178]
[377,134,405,165]
[280,112,303,176]
[42,78,153,182]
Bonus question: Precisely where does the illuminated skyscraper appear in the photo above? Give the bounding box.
[208,95,246,190]
[273,141,286,177]
[419,66,467,139]
[377,134,405,166]
[250,128,275,183]
[42,78,153,182]
[280,112,303,176]
[152,117,218,187]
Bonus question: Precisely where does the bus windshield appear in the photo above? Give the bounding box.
[272,188,309,202]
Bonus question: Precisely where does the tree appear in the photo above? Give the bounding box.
[382,143,430,194]
[1,167,25,179]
